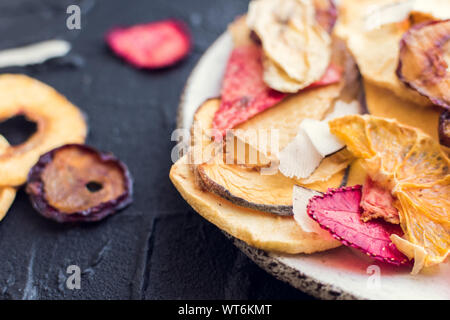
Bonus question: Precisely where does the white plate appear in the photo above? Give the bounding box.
[177,31,450,300]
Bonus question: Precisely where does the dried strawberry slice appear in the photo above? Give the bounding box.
[26,144,133,223]
[106,19,191,69]
[307,186,410,266]
[212,44,341,135]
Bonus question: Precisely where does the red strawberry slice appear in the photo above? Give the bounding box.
[307,186,410,266]
[106,19,191,69]
[212,44,341,135]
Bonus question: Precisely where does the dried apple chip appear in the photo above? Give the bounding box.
[26,144,133,223]
[329,115,450,272]
[0,74,87,186]
[247,0,331,90]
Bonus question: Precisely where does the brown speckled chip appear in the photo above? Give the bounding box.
[26,144,133,223]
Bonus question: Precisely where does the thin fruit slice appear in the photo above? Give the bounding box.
[197,149,345,216]
[106,19,191,69]
[0,74,87,186]
[170,155,341,254]
[329,114,450,271]
[0,135,16,221]
[247,0,331,88]
[26,144,133,223]
[397,20,450,109]
[307,186,410,266]
[361,177,400,224]
[439,110,450,147]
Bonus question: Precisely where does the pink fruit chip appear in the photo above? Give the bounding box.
[307,186,410,266]
[106,19,191,69]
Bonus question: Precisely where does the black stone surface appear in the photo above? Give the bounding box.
[0,0,313,300]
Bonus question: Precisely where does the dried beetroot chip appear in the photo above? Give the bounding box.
[106,19,191,69]
[212,44,341,135]
[26,144,133,223]
[307,186,410,266]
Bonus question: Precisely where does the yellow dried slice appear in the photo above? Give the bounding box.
[197,156,345,216]
[170,155,341,254]
[0,135,17,221]
[329,114,450,271]
[0,74,87,186]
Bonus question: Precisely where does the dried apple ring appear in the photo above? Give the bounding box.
[0,74,87,186]
[0,135,16,221]
[26,144,133,223]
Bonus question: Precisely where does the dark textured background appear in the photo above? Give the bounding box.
[0,0,312,299]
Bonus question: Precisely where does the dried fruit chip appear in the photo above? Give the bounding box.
[197,153,345,216]
[26,144,133,223]
[170,155,341,254]
[0,74,87,186]
[397,20,450,109]
[106,19,191,69]
[307,185,410,266]
[0,135,16,221]
[329,115,450,271]
[247,0,331,89]
[439,110,450,147]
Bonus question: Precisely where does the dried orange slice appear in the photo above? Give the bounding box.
[0,74,87,186]
[329,115,450,272]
